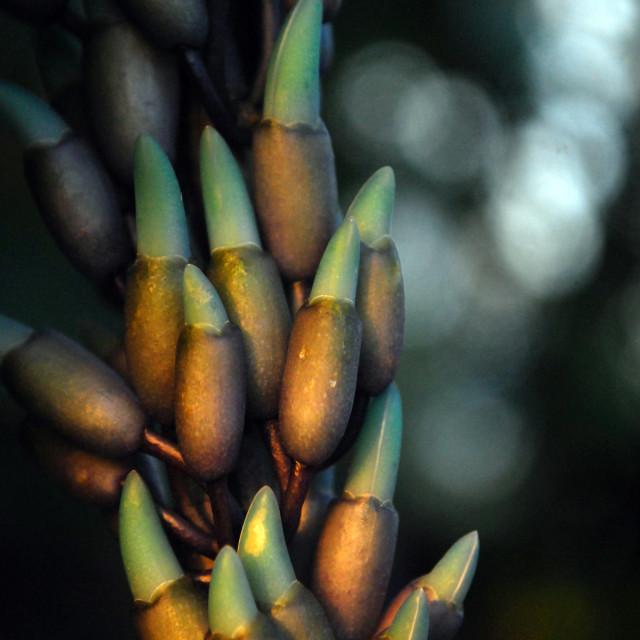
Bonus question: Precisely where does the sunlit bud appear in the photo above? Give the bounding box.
[120,471,209,639]
[175,266,245,482]
[238,487,335,639]
[309,217,360,305]
[124,135,189,425]
[376,532,479,640]
[279,221,363,466]
[343,383,402,503]
[376,590,429,640]
[119,471,183,603]
[208,546,282,639]
[311,388,402,639]
[202,127,291,419]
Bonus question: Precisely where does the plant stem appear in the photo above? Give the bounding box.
[282,461,311,541]
[158,505,219,558]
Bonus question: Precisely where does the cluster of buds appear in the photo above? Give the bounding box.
[0,1,478,639]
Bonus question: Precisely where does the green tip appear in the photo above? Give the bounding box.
[346,167,396,246]
[183,264,229,330]
[384,589,429,640]
[238,486,296,606]
[200,126,261,251]
[0,81,68,149]
[134,133,190,259]
[0,315,33,364]
[208,546,259,637]
[263,0,322,125]
[309,217,360,304]
[343,382,402,503]
[419,531,479,606]
[119,471,183,602]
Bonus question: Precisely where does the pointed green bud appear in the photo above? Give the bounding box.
[347,167,395,246]
[383,589,429,640]
[0,315,33,363]
[183,264,229,331]
[119,471,183,603]
[420,531,479,606]
[134,133,189,259]
[263,0,322,125]
[238,486,296,606]
[0,81,68,149]
[309,217,360,305]
[200,126,262,251]
[344,382,402,503]
[208,546,259,637]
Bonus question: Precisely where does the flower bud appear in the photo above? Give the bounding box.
[2,329,147,457]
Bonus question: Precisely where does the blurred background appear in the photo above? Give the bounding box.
[2,0,640,638]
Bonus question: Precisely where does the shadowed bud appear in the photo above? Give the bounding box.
[263,0,322,126]
[125,135,189,424]
[311,385,403,639]
[0,82,132,282]
[203,128,291,419]
[201,126,261,251]
[238,486,335,640]
[0,315,33,364]
[348,168,404,395]
[0,81,67,148]
[120,471,209,639]
[83,12,179,184]
[279,220,362,465]
[175,266,245,481]
[377,590,429,640]
[24,420,132,508]
[376,532,479,640]
[1,327,147,457]
[121,0,209,48]
[208,546,282,640]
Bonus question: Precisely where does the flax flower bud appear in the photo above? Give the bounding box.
[0,81,131,282]
[279,218,361,467]
[348,167,405,396]
[175,265,246,482]
[124,134,190,425]
[252,0,340,281]
[201,126,290,420]
[237,486,335,640]
[1,315,147,458]
[311,384,402,639]
[120,471,209,640]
